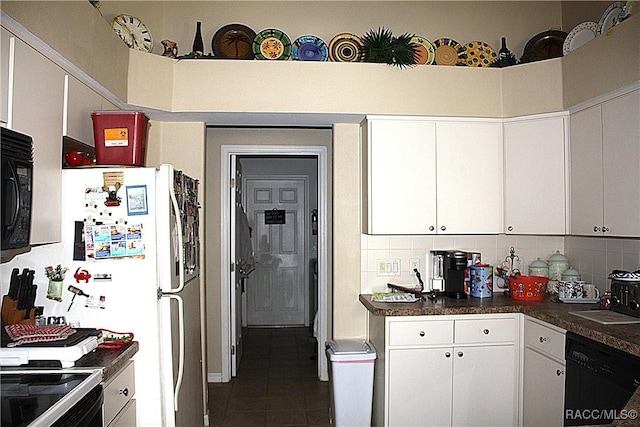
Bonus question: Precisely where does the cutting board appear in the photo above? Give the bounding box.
[569,310,640,324]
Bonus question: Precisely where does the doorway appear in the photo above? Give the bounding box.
[220,145,329,382]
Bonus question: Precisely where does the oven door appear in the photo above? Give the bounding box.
[0,369,102,427]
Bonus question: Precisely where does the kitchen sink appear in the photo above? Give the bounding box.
[569,310,640,325]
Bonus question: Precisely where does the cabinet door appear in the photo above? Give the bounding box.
[602,90,640,237]
[569,105,604,235]
[388,347,453,426]
[452,345,517,427]
[1,27,11,126]
[523,348,565,427]
[11,36,64,244]
[504,116,567,234]
[436,122,503,234]
[367,119,437,234]
[65,75,105,146]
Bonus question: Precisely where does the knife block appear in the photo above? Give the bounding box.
[1,295,35,325]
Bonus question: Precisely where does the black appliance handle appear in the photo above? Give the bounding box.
[4,162,20,232]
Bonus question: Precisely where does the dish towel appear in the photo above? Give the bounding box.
[5,324,76,347]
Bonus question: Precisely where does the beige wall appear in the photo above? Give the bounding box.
[204,127,332,374]
[2,1,130,101]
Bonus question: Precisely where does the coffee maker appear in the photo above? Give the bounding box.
[444,250,468,299]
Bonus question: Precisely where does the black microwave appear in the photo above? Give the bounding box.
[1,127,33,255]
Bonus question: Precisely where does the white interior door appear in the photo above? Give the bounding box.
[230,157,244,376]
[245,178,307,326]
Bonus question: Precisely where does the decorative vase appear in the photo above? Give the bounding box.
[161,39,178,58]
[192,21,204,57]
[47,279,63,302]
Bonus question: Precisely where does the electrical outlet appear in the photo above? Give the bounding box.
[410,258,420,275]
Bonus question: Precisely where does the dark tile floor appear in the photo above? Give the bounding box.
[208,327,331,426]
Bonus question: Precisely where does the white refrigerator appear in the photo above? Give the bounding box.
[59,164,206,427]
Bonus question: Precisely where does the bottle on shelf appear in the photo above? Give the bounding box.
[192,21,204,57]
[499,37,512,60]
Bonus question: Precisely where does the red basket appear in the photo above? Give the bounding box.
[508,275,549,301]
[97,329,134,350]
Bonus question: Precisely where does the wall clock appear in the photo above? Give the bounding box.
[111,14,153,52]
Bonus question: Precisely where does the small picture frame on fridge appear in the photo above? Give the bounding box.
[126,185,148,215]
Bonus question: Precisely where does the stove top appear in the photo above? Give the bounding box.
[0,328,102,368]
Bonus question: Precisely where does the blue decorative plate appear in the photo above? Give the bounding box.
[292,35,328,61]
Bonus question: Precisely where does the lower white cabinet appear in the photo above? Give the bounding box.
[522,317,566,427]
[369,314,519,427]
[103,360,136,427]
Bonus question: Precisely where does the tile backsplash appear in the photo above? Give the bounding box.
[361,234,640,295]
[361,234,565,294]
[565,236,640,292]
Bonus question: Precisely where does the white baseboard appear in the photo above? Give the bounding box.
[208,372,224,383]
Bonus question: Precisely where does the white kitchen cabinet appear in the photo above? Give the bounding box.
[65,75,107,146]
[103,360,136,427]
[370,314,519,427]
[504,114,568,235]
[364,117,503,234]
[10,34,65,244]
[1,27,10,126]
[570,89,640,237]
[522,317,566,427]
[436,121,503,234]
[364,117,437,234]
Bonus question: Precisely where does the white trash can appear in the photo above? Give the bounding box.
[325,339,376,427]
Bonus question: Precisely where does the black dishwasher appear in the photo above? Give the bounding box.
[564,332,640,426]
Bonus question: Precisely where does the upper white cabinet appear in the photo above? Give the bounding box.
[570,89,640,237]
[364,118,437,234]
[364,117,503,235]
[504,114,568,235]
[10,33,65,245]
[1,27,10,126]
[436,121,503,234]
[65,75,118,146]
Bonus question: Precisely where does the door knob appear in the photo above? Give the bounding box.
[445,352,451,358]
[594,226,601,232]
[429,226,435,231]
[457,351,464,357]
[507,225,513,231]
[440,225,446,231]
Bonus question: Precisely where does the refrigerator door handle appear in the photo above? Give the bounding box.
[165,293,185,412]
[166,174,185,294]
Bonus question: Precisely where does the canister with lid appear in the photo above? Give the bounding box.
[528,258,549,278]
[547,251,569,281]
[561,267,581,281]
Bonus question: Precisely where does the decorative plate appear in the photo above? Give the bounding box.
[212,24,256,59]
[292,35,328,61]
[410,36,435,65]
[253,28,292,60]
[523,30,568,61]
[598,1,625,34]
[563,22,598,55]
[461,41,497,67]
[432,38,465,66]
[328,33,365,62]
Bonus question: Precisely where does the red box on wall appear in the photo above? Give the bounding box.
[91,111,149,166]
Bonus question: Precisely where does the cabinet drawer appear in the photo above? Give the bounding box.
[524,317,566,360]
[110,399,136,427]
[388,319,453,346]
[104,361,135,426]
[454,317,517,344]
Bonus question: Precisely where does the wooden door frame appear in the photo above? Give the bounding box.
[220,145,329,381]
